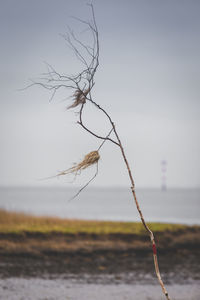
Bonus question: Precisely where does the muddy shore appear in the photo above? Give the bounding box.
[0,209,199,280]
[0,225,200,255]
[0,228,200,280]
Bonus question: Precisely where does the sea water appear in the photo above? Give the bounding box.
[0,186,199,224]
[0,277,200,300]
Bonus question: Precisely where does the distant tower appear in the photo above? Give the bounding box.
[161,160,167,191]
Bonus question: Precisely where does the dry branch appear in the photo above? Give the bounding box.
[31,4,171,300]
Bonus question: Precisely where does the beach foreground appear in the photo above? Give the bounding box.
[0,209,200,273]
[0,209,200,299]
[0,208,200,255]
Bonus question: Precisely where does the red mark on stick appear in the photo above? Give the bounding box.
[152,243,157,255]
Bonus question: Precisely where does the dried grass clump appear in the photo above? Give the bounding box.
[68,87,90,109]
[57,150,100,177]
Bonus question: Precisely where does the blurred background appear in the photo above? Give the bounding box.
[0,3,200,299]
[0,0,200,223]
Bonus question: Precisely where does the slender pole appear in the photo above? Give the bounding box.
[113,124,171,300]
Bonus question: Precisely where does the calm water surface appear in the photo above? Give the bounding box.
[0,277,199,300]
[0,187,199,224]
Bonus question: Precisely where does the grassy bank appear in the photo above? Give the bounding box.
[0,209,200,257]
[0,209,191,234]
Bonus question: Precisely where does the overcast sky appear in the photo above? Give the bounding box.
[0,0,200,188]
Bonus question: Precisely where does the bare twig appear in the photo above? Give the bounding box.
[97,128,114,151]
[69,162,99,201]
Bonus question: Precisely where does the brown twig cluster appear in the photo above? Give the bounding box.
[30,4,171,300]
[57,150,100,177]
[67,88,90,109]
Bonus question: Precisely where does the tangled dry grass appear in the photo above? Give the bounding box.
[57,150,100,177]
[67,88,90,109]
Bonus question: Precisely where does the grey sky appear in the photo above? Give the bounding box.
[0,0,200,188]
